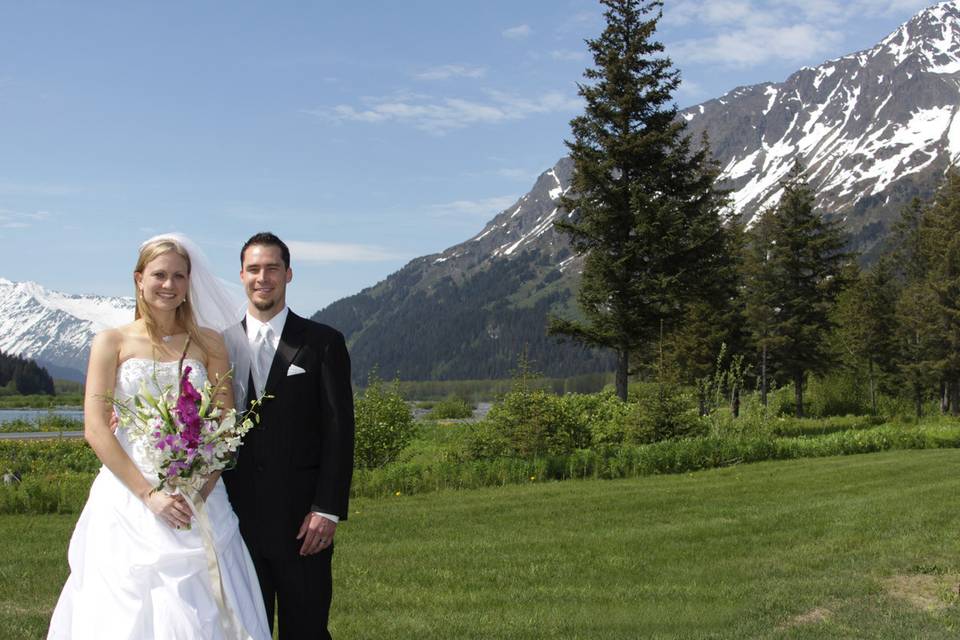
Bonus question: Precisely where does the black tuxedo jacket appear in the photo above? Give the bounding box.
[223,311,355,556]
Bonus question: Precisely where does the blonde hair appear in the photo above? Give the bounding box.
[134,238,208,354]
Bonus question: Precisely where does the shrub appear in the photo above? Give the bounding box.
[805,373,871,417]
[462,388,593,459]
[567,390,631,448]
[349,421,960,499]
[613,385,706,445]
[424,395,474,420]
[0,439,99,476]
[0,471,94,514]
[353,375,416,469]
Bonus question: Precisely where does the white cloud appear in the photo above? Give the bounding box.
[550,49,588,62]
[430,196,518,218]
[309,90,582,135]
[664,0,930,68]
[502,24,532,39]
[0,209,51,229]
[286,241,405,263]
[671,23,843,67]
[415,64,487,81]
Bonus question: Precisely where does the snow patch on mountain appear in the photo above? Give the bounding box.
[681,0,960,233]
[0,279,133,378]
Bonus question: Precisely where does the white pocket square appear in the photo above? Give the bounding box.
[287,364,306,376]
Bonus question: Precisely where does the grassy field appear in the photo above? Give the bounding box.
[4,449,960,638]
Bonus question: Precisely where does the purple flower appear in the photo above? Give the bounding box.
[176,367,203,447]
[166,460,187,478]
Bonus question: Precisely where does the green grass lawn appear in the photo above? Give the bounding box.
[5,449,960,638]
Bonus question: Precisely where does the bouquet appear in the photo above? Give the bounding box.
[116,355,261,495]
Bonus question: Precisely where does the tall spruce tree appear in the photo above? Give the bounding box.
[920,168,960,414]
[741,208,783,406]
[550,0,730,401]
[833,258,899,415]
[752,162,849,417]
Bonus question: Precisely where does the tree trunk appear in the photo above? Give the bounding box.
[731,385,740,418]
[794,372,804,418]
[951,379,960,417]
[941,380,949,415]
[915,384,923,419]
[760,344,768,407]
[698,387,707,417]
[868,360,877,417]
[616,349,629,402]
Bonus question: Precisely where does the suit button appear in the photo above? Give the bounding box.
[256,465,265,472]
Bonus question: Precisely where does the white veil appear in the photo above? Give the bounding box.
[140,233,251,406]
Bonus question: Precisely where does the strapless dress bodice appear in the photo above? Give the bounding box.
[114,357,208,476]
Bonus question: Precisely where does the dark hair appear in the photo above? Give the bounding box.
[241,232,290,269]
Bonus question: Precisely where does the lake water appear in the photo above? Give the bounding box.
[0,408,84,424]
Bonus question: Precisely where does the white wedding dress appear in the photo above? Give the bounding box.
[48,358,271,640]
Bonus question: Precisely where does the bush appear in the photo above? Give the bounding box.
[805,373,871,417]
[613,385,706,445]
[424,395,474,420]
[566,390,631,448]
[0,471,94,514]
[0,439,99,476]
[462,388,593,459]
[349,421,960,499]
[354,375,416,469]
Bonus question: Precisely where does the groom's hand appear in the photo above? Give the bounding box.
[296,513,336,555]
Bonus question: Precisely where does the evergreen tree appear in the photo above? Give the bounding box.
[896,281,940,417]
[670,223,746,416]
[550,0,731,401]
[890,197,928,283]
[741,207,784,406]
[833,258,900,415]
[920,169,960,414]
[750,163,850,417]
[0,350,55,395]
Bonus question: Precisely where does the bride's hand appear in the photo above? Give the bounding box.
[143,491,192,529]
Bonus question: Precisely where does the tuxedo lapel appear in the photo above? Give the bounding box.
[263,312,305,398]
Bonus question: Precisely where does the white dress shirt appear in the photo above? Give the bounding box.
[244,307,339,525]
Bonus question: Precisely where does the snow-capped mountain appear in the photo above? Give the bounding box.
[317,1,960,380]
[683,0,960,254]
[0,278,133,380]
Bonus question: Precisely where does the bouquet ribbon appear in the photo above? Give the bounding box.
[180,488,254,640]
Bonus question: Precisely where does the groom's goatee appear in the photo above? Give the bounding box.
[253,299,277,312]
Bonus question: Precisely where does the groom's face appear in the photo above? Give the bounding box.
[241,244,292,314]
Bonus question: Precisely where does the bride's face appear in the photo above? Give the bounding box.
[135,251,190,315]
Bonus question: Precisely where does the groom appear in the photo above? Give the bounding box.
[223,232,355,640]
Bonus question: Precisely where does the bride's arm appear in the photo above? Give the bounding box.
[84,330,192,528]
[199,329,233,501]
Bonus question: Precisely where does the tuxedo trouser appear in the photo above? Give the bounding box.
[249,543,334,640]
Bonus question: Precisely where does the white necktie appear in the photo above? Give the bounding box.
[252,324,275,398]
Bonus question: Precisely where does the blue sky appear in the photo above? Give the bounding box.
[0,0,934,314]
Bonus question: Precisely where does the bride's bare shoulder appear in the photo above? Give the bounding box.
[95,322,145,359]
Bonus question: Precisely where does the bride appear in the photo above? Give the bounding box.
[47,235,271,639]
